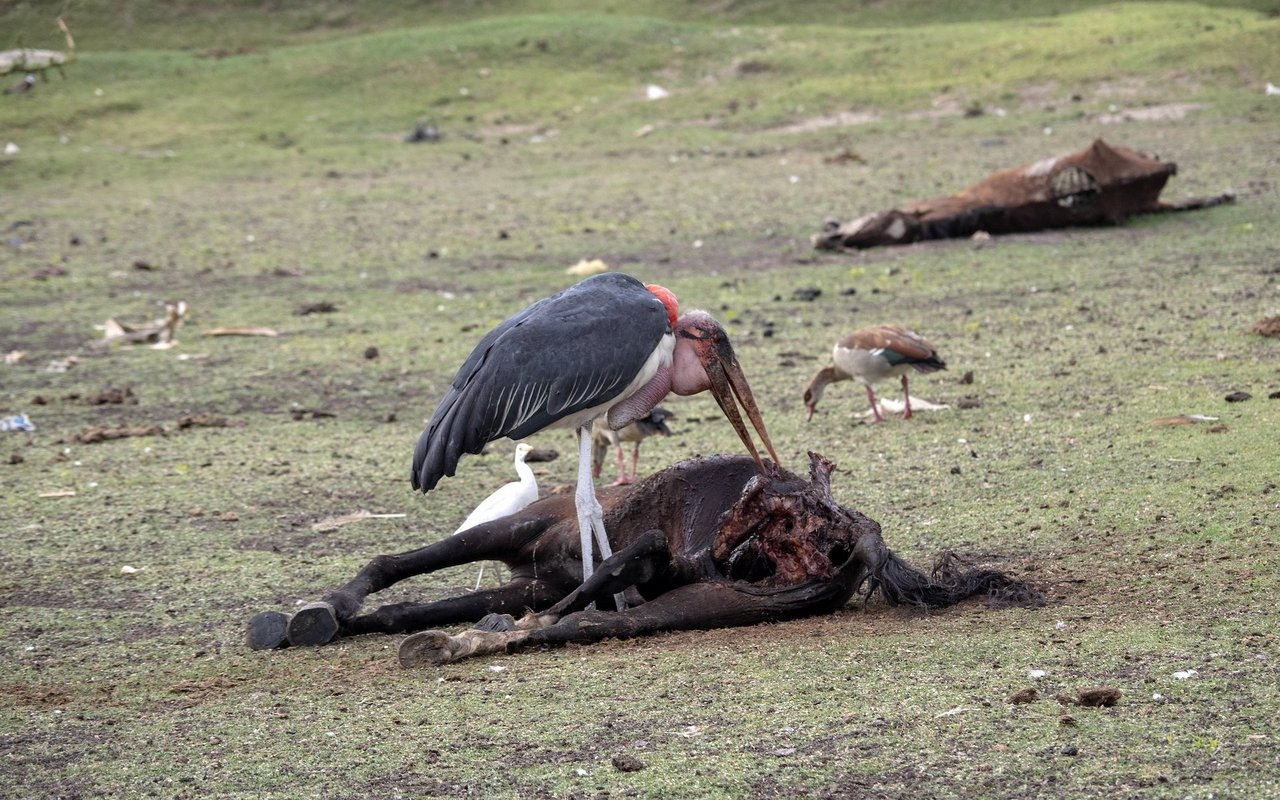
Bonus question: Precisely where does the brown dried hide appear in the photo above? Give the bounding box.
[815,139,1234,250]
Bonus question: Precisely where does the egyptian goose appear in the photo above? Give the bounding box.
[803,325,946,423]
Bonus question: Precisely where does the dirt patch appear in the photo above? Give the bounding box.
[166,675,246,708]
[2,682,75,707]
[774,110,882,134]
[1097,103,1203,124]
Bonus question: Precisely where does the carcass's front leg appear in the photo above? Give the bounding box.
[545,528,668,616]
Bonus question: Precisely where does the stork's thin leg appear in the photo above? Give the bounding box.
[865,385,884,423]
[575,425,628,610]
[574,425,602,583]
[901,375,913,420]
[629,443,641,483]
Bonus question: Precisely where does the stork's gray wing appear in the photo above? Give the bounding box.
[412,272,670,492]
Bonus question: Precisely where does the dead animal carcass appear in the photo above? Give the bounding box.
[248,453,1040,666]
[814,139,1234,250]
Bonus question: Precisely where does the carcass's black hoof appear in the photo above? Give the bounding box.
[475,613,516,632]
[246,611,291,650]
[398,630,456,668]
[287,601,340,647]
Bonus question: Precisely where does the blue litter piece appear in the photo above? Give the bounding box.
[1,414,35,432]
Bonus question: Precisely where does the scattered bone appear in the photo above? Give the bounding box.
[566,258,608,276]
[1152,415,1218,425]
[202,326,279,337]
[92,302,188,350]
[310,510,407,532]
[856,396,951,418]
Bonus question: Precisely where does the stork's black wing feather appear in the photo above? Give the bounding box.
[412,272,670,492]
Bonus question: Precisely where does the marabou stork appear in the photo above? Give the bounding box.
[412,272,780,596]
[803,324,946,423]
[592,406,675,486]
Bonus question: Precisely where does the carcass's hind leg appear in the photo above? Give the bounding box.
[396,532,670,667]
[344,577,563,637]
[247,515,552,648]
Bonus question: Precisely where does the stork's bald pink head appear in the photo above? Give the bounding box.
[646,284,679,330]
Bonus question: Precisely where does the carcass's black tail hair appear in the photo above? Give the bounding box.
[868,550,1044,609]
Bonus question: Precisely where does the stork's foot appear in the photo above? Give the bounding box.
[287,601,340,647]
[398,630,460,668]
[609,476,634,487]
[246,610,291,650]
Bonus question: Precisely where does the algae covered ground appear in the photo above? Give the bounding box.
[2,2,1279,798]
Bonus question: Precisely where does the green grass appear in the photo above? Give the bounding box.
[3,1,1280,798]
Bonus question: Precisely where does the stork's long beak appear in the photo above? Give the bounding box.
[701,334,782,472]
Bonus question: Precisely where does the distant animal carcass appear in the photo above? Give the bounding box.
[814,139,1234,250]
[0,18,75,81]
